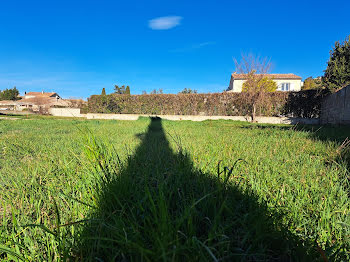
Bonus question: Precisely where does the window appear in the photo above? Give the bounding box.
[281,83,290,91]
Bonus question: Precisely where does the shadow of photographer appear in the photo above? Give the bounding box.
[73,117,319,261]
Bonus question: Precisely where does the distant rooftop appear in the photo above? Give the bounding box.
[25,92,58,97]
[231,73,302,80]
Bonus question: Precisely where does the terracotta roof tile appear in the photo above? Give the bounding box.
[231,73,302,80]
[25,92,58,97]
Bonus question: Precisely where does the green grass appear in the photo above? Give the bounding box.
[0,117,349,261]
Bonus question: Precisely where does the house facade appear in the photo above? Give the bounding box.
[227,73,303,92]
[0,92,69,112]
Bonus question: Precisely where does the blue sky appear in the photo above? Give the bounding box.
[0,0,349,98]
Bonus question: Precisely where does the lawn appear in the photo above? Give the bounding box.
[0,116,349,261]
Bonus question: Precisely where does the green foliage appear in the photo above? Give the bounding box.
[302,77,324,90]
[114,85,131,94]
[0,87,20,100]
[101,88,106,96]
[87,90,326,118]
[302,77,316,90]
[323,35,350,92]
[150,88,163,94]
[179,88,198,94]
[0,117,349,260]
[242,73,277,93]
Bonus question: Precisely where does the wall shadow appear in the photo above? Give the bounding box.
[72,118,320,261]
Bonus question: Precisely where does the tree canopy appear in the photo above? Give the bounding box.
[242,72,277,93]
[302,77,323,90]
[114,85,131,94]
[0,87,20,101]
[323,35,350,92]
[234,54,276,121]
[179,88,197,94]
[150,89,163,94]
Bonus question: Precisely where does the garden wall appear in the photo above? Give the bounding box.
[321,85,350,124]
[48,109,319,124]
[87,90,326,118]
[48,108,83,117]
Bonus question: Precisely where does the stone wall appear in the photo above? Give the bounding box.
[48,108,319,125]
[321,85,350,125]
[48,108,83,117]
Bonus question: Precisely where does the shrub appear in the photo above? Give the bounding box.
[87,90,327,118]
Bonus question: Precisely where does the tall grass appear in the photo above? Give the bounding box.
[0,116,349,261]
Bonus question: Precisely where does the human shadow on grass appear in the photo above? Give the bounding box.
[72,117,320,261]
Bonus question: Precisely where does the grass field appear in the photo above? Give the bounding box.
[0,115,349,261]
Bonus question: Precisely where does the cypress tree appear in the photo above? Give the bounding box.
[323,35,350,92]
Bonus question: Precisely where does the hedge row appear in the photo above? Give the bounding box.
[87,90,327,118]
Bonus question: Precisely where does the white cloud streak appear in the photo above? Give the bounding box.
[148,16,182,30]
[170,41,216,53]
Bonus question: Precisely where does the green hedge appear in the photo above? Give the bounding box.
[87,90,327,118]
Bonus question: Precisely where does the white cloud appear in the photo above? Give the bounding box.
[148,16,182,30]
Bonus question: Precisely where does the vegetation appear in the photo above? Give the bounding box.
[0,87,20,101]
[87,89,325,118]
[302,77,324,90]
[323,35,350,92]
[0,116,349,261]
[150,88,163,94]
[114,85,131,94]
[179,88,198,94]
[234,54,277,122]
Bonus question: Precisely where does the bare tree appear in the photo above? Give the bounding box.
[234,54,277,122]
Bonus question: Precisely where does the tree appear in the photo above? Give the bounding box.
[114,85,131,94]
[0,87,20,100]
[302,77,323,90]
[234,54,277,122]
[302,77,316,90]
[323,35,350,92]
[150,89,163,94]
[101,88,106,95]
[179,88,198,94]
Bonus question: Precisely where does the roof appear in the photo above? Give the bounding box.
[231,73,302,80]
[20,97,70,106]
[0,98,70,107]
[25,92,58,97]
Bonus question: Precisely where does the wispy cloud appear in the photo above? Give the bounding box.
[148,16,182,30]
[170,41,216,53]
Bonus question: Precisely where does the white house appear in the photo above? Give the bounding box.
[227,73,303,92]
[0,92,69,112]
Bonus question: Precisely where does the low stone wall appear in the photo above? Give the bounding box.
[321,85,350,125]
[86,113,319,125]
[48,108,83,117]
[0,110,35,115]
[48,108,319,125]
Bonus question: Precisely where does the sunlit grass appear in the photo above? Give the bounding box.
[0,117,349,261]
